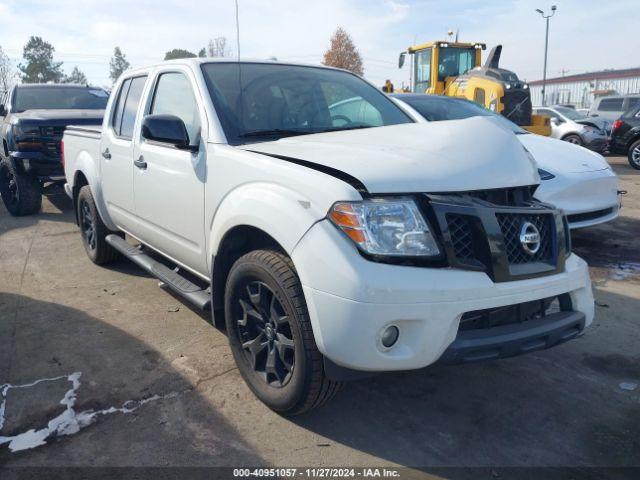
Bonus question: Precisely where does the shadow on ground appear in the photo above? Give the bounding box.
[0,293,264,468]
[291,288,640,470]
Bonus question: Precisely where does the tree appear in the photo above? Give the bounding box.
[0,45,16,93]
[164,49,197,60]
[109,47,130,83]
[64,66,87,85]
[322,27,363,76]
[18,36,64,83]
[207,37,230,57]
[198,48,206,58]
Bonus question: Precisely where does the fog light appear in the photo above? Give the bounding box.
[381,325,399,348]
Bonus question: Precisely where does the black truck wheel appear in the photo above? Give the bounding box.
[225,250,342,415]
[0,159,42,216]
[77,185,119,265]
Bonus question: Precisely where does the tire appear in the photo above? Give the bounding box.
[563,134,583,146]
[77,185,119,265]
[628,139,640,170]
[224,250,342,415]
[0,159,42,216]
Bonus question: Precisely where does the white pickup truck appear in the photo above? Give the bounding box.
[63,59,594,414]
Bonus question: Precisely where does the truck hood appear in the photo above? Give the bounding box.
[240,117,539,194]
[518,133,610,173]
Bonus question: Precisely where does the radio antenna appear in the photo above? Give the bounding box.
[235,0,241,61]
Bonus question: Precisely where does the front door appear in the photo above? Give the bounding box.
[132,69,207,275]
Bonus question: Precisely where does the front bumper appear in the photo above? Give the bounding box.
[438,310,585,364]
[9,151,63,180]
[584,137,608,152]
[292,220,594,372]
[534,169,621,229]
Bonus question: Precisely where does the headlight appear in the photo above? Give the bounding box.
[328,197,441,257]
[538,168,555,181]
[11,123,39,138]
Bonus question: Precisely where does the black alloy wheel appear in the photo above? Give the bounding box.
[80,198,97,251]
[236,280,295,387]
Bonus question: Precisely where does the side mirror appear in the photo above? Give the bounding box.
[141,114,195,151]
[550,117,561,125]
[398,52,406,69]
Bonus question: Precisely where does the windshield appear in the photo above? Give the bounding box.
[554,106,587,121]
[438,47,475,81]
[13,87,109,112]
[400,96,527,134]
[201,63,412,144]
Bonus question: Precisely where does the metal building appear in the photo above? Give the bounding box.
[529,67,640,108]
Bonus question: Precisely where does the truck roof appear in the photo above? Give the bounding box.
[124,58,348,76]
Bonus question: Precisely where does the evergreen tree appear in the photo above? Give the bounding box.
[109,47,130,83]
[18,36,64,83]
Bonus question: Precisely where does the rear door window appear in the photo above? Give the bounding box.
[111,79,131,135]
[120,76,148,139]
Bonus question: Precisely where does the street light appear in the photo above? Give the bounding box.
[536,5,557,106]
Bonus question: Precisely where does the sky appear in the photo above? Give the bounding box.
[0,0,638,89]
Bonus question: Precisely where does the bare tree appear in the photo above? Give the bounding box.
[0,45,16,93]
[207,37,230,58]
[322,27,364,76]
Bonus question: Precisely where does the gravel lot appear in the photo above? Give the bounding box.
[1,156,638,477]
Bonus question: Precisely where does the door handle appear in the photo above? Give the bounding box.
[134,156,147,170]
[102,148,111,159]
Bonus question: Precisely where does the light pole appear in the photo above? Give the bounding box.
[536,5,557,106]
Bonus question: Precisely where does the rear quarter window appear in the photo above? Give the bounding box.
[597,98,624,111]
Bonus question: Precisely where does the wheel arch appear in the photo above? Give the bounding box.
[68,153,117,231]
[211,224,288,314]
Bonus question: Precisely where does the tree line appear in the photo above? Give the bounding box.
[0,28,364,90]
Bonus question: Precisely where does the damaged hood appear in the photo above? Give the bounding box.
[240,117,539,194]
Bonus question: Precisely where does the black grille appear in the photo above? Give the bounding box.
[459,295,570,331]
[446,214,475,263]
[40,126,65,137]
[502,90,532,126]
[496,212,553,264]
[45,141,60,157]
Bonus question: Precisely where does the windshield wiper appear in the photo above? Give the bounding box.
[313,124,373,133]
[238,129,313,138]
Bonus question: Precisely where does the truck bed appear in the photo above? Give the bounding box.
[65,125,102,139]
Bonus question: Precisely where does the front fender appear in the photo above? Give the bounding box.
[208,182,327,261]
[69,152,117,231]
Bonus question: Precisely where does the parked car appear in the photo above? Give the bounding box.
[588,94,640,122]
[0,84,108,215]
[610,102,640,169]
[63,59,593,414]
[392,94,621,229]
[533,105,610,152]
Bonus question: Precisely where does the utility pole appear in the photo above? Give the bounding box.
[536,5,557,106]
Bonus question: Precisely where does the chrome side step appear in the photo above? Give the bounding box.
[105,234,211,311]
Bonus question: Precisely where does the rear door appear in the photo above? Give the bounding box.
[132,67,207,275]
[101,75,148,231]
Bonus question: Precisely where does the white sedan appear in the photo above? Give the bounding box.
[390,94,621,229]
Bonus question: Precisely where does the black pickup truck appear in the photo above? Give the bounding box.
[0,84,108,215]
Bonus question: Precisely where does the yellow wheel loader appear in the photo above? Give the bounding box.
[398,41,550,136]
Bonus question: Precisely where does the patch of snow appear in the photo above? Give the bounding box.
[0,372,184,453]
[619,382,638,391]
[608,262,640,281]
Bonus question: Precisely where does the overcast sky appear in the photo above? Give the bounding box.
[1,0,637,88]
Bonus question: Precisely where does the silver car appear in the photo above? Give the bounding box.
[533,106,609,152]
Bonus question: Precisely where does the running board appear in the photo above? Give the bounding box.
[106,234,211,311]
